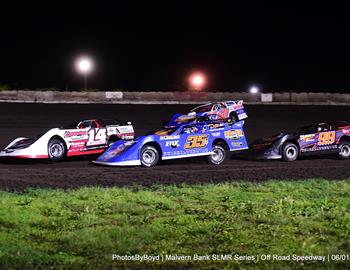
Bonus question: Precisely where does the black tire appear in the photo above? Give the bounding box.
[140,145,159,167]
[48,138,66,162]
[207,145,226,165]
[281,142,298,162]
[338,141,350,159]
[229,112,239,123]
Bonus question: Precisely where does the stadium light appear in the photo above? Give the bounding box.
[249,86,259,94]
[76,57,93,91]
[189,72,206,91]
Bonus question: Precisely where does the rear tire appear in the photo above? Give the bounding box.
[48,138,66,162]
[281,142,298,162]
[229,112,239,123]
[338,141,350,159]
[208,145,226,165]
[140,145,159,167]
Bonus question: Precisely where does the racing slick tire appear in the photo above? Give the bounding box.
[338,141,350,159]
[229,112,239,123]
[281,142,299,162]
[48,138,66,162]
[140,145,159,167]
[207,145,226,165]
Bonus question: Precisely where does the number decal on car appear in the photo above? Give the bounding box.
[87,128,107,146]
[317,131,336,146]
[184,135,209,149]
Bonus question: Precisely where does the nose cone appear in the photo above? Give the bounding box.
[96,141,130,162]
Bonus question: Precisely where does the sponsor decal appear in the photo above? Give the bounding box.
[342,128,350,134]
[117,126,133,133]
[224,130,243,140]
[211,132,221,137]
[121,135,134,140]
[209,127,224,132]
[68,141,86,151]
[107,127,117,133]
[232,141,243,147]
[238,112,247,120]
[301,144,337,152]
[208,123,224,129]
[160,135,180,140]
[165,140,180,148]
[184,135,209,149]
[64,131,87,138]
[299,134,315,142]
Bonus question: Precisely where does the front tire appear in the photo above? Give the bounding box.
[281,142,298,162]
[208,145,226,165]
[140,145,159,167]
[338,141,350,159]
[48,138,66,162]
[229,112,239,123]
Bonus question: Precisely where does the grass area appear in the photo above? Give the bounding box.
[0,179,350,269]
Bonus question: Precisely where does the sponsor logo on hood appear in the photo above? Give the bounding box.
[300,134,315,142]
[64,131,87,138]
[165,140,180,148]
[160,135,180,140]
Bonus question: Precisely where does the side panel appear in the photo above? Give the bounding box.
[298,130,339,154]
[159,133,211,159]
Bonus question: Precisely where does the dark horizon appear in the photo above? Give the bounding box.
[1,4,350,93]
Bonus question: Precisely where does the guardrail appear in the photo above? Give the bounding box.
[0,90,349,105]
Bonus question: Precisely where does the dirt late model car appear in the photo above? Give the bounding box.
[242,121,350,161]
[0,119,134,161]
[93,117,248,167]
[166,100,248,127]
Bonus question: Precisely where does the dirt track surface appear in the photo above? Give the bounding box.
[0,103,350,191]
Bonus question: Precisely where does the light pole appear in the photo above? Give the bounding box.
[76,57,93,91]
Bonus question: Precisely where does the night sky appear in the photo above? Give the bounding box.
[1,3,350,92]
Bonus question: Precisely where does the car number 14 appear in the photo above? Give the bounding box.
[87,128,107,146]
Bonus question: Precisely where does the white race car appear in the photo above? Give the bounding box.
[0,119,134,161]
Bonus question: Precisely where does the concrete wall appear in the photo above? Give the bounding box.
[0,90,349,105]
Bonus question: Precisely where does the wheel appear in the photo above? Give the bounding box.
[338,141,350,159]
[48,138,66,161]
[140,145,159,167]
[208,145,226,165]
[229,112,239,123]
[281,142,298,162]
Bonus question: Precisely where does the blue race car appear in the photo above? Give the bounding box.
[93,117,248,167]
[166,100,248,127]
